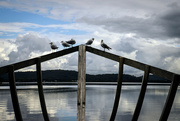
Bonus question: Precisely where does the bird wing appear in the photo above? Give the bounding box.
[62,42,70,47]
[51,44,58,49]
[86,40,92,45]
[102,43,111,50]
[66,40,75,44]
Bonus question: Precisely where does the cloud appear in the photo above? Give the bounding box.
[0,39,17,63]
[0,32,79,72]
[158,7,180,38]
[0,0,178,20]
[78,9,180,41]
[0,33,50,65]
[1,1,180,41]
[1,31,180,75]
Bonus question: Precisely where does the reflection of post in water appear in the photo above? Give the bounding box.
[77,45,86,121]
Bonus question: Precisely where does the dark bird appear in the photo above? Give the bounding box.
[49,42,58,52]
[66,38,76,47]
[61,41,70,48]
[101,40,111,51]
[85,38,94,46]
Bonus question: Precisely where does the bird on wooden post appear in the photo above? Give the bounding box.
[101,40,111,51]
[85,38,94,46]
[66,38,76,47]
[61,41,70,49]
[49,42,58,52]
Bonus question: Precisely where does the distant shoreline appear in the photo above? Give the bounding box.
[0,82,173,90]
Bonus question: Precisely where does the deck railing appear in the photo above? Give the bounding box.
[0,45,179,121]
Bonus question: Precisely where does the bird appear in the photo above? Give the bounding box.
[101,40,111,51]
[61,41,70,48]
[66,38,76,47]
[49,42,58,52]
[85,38,94,46]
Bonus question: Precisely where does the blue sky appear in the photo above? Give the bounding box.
[0,8,87,39]
[0,0,180,75]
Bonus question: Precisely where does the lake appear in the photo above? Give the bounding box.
[0,85,180,121]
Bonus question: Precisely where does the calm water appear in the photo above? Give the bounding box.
[0,85,180,121]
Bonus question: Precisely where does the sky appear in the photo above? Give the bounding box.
[0,0,180,76]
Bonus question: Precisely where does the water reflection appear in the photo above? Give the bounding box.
[0,90,14,121]
[44,87,77,121]
[0,85,180,121]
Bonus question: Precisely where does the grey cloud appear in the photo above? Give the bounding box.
[110,36,180,73]
[113,38,136,53]
[78,16,165,39]
[6,33,50,64]
[158,7,180,38]
[78,6,180,41]
[136,44,180,69]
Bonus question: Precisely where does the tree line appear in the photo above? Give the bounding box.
[0,69,170,83]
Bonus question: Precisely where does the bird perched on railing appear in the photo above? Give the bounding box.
[66,38,76,47]
[101,40,111,51]
[49,42,58,52]
[61,41,70,48]
[85,38,94,46]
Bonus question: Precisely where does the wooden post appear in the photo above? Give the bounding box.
[8,65,23,121]
[36,57,50,121]
[77,45,86,121]
[159,74,180,121]
[132,65,149,121]
[110,57,124,121]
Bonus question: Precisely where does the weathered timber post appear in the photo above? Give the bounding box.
[159,74,180,121]
[132,65,149,121]
[8,65,23,121]
[77,45,86,121]
[36,57,50,121]
[110,57,124,121]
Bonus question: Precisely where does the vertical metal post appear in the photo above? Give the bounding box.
[131,65,149,121]
[110,57,124,121]
[8,65,23,121]
[159,74,180,121]
[77,45,86,121]
[36,57,50,121]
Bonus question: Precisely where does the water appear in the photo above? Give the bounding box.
[0,85,180,121]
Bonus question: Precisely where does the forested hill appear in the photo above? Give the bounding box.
[0,69,170,83]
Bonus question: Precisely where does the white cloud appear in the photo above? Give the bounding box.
[0,33,50,65]
[0,40,17,63]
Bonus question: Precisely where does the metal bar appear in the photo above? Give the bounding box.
[8,65,23,121]
[110,57,124,121]
[77,45,86,121]
[159,74,180,121]
[131,65,150,121]
[36,57,50,121]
